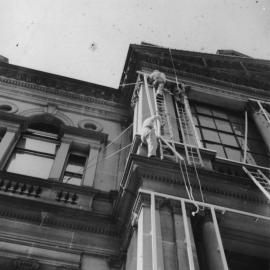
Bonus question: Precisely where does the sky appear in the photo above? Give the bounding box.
[0,0,270,88]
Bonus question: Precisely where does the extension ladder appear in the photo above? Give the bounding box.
[153,91,178,160]
[175,98,203,167]
[141,71,202,165]
[243,166,270,201]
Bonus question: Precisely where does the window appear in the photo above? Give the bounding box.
[6,127,59,179]
[192,103,270,167]
[62,153,87,186]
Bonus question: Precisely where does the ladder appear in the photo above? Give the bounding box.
[175,98,203,167]
[153,90,178,160]
[243,166,270,201]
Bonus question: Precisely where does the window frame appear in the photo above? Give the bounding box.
[5,128,60,179]
[61,150,88,186]
[192,103,270,167]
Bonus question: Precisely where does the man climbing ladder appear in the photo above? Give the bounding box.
[141,115,162,157]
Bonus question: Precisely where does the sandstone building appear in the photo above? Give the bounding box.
[0,43,270,269]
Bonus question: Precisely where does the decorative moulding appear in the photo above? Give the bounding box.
[78,119,103,132]
[0,100,18,114]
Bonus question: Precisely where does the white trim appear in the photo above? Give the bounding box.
[150,193,158,270]
[210,207,229,270]
[138,189,270,221]
[181,200,195,270]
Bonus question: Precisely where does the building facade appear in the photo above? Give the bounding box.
[0,43,270,270]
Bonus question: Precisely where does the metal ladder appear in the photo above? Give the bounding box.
[153,91,178,160]
[175,98,203,167]
[243,166,270,201]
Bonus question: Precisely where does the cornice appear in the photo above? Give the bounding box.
[0,75,124,108]
[137,162,267,205]
[141,61,270,100]
[0,62,122,103]
[0,78,129,122]
[118,154,268,207]
[0,202,119,238]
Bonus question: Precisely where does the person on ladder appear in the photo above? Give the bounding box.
[149,70,166,96]
[141,115,162,158]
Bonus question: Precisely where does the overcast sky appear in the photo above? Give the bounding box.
[0,0,269,88]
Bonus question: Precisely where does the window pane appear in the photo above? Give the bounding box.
[66,164,84,174]
[63,175,82,186]
[229,114,244,124]
[212,110,228,119]
[18,137,57,155]
[198,115,215,128]
[65,154,86,174]
[225,147,242,162]
[201,129,220,143]
[219,133,239,147]
[205,143,226,158]
[196,105,211,115]
[215,119,232,132]
[6,152,53,179]
[192,115,198,125]
[231,123,245,136]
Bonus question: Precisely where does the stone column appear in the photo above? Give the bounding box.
[84,146,99,187]
[0,127,20,169]
[174,205,200,270]
[202,213,228,270]
[252,109,270,153]
[137,206,152,270]
[49,138,71,181]
[160,205,178,270]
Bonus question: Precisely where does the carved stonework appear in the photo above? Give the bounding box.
[13,258,40,270]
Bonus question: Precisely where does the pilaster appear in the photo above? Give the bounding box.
[48,138,71,181]
[84,145,100,187]
[0,125,20,169]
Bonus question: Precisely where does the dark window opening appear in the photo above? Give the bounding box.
[63,153,87,186]
[191,103,270,167]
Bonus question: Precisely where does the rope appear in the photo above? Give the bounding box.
[168,48,205,214]
[168,48,181,91]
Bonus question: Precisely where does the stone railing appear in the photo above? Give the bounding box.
[0,171,115,215]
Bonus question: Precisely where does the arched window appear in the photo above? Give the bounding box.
[6,118,62,179]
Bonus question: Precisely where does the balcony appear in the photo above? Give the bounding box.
[0,170,115,215]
